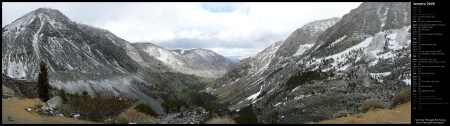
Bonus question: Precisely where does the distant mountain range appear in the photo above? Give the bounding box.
[132,43,235,78]
[225,56,246,64]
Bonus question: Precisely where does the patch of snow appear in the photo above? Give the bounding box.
[321,67,332,72]
[386,33,399,49]
[72,114,80,119]
[125,44,144,63]
[369,72,391,77]
[148,47,184,69]
[386,33,397,40]
[294,94,311,100]
[338,64,351,71]
[403,79,411,85]
[368,49,397,67]
[313,43,322,51]
[32,15,45,59]
[379,51,395,59]
[6,60,27,79]
[274,102,283,107]
[369,72,391,83]
[246,89,261,101]
[294,44,314,56]
[324,37,373,63]
[62,36,78,49]
[230,78,240,85]
[291,86,300,93]
[329,35,347,47]
[369,59,379,67]
[66,64,74,70]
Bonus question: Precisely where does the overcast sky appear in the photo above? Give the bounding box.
[2,2,361,58]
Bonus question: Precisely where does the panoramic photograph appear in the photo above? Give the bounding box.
[2,2,411,124]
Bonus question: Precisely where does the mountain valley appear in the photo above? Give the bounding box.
[3,2,412,124]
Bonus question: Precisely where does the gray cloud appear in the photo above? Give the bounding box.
[2,2,362,57]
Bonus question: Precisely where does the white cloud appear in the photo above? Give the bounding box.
[2,2,362,57]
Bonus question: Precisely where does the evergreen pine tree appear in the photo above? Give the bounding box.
[37,59,51,101]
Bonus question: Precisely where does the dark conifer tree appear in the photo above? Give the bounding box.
[37,59,51,101]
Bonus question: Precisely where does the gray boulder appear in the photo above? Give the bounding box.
[47,96,63,108]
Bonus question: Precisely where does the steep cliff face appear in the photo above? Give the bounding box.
[132,43,235,78]
[310,2,411,58]
[209,2,411,123]
[276,17,341,58]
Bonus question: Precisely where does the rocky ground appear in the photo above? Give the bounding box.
[2,97,410,124]
[2,98,101,124]
[159,107,215,124]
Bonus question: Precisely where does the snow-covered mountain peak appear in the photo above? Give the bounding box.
[3,7,73,36]
[132,43,235,78]
[275,17,340,58]
[33,8,71,21]
[299,17,341,34]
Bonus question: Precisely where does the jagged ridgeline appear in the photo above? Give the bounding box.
[2,8,232,115]
[207,2,411,123]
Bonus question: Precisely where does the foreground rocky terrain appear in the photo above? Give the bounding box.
[2,98,100,124]
[313,102,411,124]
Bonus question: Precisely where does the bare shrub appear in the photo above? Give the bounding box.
[135,103,158,117]
[64,91,138,122]
[360,99,385,113]
[390,87,411,108]
[112,109,159,124]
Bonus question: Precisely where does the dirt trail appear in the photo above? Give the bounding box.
[2,98,101,124]
[311,101,411,124]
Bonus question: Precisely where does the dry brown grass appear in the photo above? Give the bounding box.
[332,110,352,119]
[2,98,100,124]
[206,116,236,124]
[114,109,159,124]
[312,101,411,124]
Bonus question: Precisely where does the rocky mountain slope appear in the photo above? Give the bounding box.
[207,17,340,105]
[208,2,411,123]
[2,8,205,115]
[132,43,235,78]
